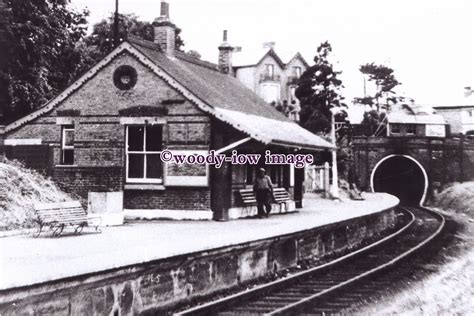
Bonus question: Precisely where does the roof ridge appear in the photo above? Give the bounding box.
[286,52,310,68]
[127,35,162,52]
[259,48,285,68]
[175,51,219,71]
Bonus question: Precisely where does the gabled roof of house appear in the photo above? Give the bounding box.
[6,37,334,151]
[232,47,309,70]
[286,52,310,69]
[256,48,286,68]
[129,38,334,150]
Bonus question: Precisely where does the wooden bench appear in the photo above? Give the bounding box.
[272,188,291,204]
[239,189,257,205]
[33,201,102,237]
[239,188,291,206]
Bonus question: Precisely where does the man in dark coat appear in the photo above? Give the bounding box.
[253,168,274,218]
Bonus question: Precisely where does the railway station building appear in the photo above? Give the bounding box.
[1,2,335,221]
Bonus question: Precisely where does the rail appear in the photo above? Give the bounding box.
[175,206,445,315]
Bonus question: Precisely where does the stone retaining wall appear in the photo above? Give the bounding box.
[0,207,397,315]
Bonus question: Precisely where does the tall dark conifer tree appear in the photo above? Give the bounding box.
[295,41,347,135]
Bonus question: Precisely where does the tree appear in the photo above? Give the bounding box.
[185,49,201,60]
[355,63,400,136]
[295,41,347,135]
[1,0,90,123]
[295,42,358,185]
[357,63,400,111]
[84,13,184,63]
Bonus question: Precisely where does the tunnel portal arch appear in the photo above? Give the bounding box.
[370,154,428,205]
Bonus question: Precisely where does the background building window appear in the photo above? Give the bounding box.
[289,86,296,102]
[265,64,274,79]
[406,124,416,135]
[126,125,163,183]
[293,66,301,78]
[391,124,401,134]
[61,125,74,165]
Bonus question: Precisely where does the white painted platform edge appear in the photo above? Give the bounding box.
[124,209,213,220]
[98,213,124,226]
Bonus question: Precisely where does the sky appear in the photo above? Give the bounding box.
[72,0,473,106]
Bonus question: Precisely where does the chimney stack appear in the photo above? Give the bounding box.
[218,30,233,75]
[153,0,176,56]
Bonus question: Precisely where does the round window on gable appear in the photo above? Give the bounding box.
[113,65,138,90]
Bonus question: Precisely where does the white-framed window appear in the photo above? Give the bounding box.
[289,86,296,102]
[61,125,75,165]
[126,125,163,183]
[406,124,416,135]
[265,64,274,79]
[293,66,301,78]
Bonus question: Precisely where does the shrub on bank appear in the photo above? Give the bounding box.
[432,181,474,217]
[0,160,73,231]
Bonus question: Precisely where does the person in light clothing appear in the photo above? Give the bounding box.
[253,168,274,218]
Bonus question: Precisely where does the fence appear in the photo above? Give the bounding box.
[305,163,330,197]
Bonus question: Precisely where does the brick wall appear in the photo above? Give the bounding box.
[6,52,212,211]
[4,145,53,175]
[54,166,123,200]
[353,136,474,201]
[124,188,210,210]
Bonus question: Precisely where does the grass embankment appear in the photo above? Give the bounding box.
[0,160,73,231]
[358,182,474,315]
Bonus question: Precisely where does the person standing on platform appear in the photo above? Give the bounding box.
[253,168,274,218]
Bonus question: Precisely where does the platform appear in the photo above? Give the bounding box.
[0,193,398,291]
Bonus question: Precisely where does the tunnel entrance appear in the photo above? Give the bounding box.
[371,155,427,205]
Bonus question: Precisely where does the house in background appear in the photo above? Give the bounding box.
[2,1,334,222]
[385,112,447,137]
[218,32,309,122]
[347,101,447,138]
[433,87,474,135]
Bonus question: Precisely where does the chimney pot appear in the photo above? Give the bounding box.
[218,30,233,75]
[160,1,170,18]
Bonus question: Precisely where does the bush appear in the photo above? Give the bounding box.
[0,160,74,230]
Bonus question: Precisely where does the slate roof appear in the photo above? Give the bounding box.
[387,112,447,125]
[5,37,334,151]
[129,38,334,150]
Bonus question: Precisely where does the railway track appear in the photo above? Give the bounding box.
[175,206,445,316]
